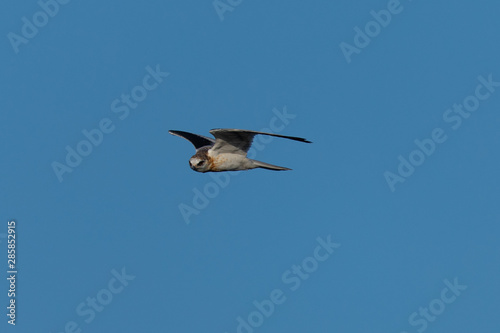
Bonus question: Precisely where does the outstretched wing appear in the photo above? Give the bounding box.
[169,130,215,150]
[209,128,311,156]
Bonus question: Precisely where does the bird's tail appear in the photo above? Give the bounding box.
[251,159,291,171]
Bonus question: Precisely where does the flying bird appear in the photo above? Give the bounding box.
[169,129,311,172]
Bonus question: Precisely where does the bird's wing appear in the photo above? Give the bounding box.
[209,128,311,155]
[169,130,215,150]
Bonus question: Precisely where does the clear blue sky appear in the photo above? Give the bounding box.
[1,1,499,332]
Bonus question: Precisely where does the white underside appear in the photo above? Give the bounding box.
[210,152,256,171]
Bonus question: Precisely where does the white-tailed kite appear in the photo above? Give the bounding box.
[169,129,311,172]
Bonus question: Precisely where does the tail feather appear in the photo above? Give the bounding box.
[251,159,291,171]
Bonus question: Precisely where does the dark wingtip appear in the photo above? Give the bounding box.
[296,137,312,144]
[289,135,312,143]
[285,135,312,143]
[169,130,187,137]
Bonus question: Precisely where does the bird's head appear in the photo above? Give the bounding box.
[189,155,211,172]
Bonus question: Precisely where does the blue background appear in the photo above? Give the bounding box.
[1,1,499,332]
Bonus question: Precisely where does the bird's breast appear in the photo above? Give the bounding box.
[209,154,252,171]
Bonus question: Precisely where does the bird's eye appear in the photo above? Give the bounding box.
[197,161,205,166]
